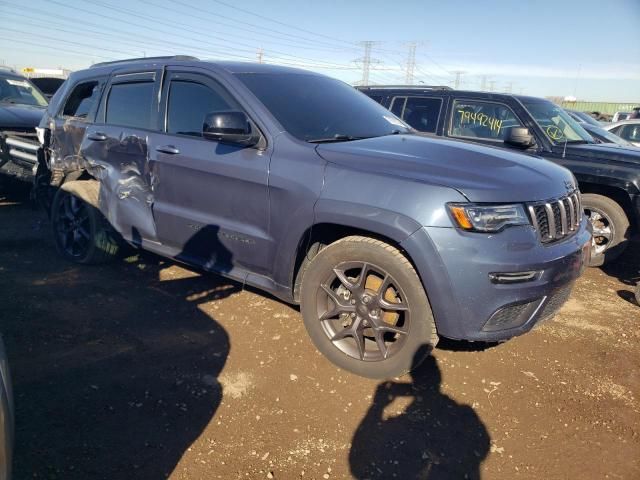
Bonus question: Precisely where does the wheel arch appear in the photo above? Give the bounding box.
[578,181,636,231]
[59,177,101,209]
[291,221,420,303]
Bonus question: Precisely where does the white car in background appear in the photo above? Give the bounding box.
[604,119,640,147]
[0,335,12,480]
[611,111,631,122]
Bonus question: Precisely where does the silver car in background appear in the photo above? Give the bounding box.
[0,335,12,480]
[604,119,640,147]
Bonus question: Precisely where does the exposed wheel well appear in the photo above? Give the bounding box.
[291,223,414,302]
[578,182,637,231]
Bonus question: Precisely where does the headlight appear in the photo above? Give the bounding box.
[447,203,529,232]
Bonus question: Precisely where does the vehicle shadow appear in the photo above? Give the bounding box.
[602,241,640,306]
[1,200,239,479]
[350,346,490,479]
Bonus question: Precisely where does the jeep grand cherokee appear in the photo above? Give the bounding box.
[35,57,591,378]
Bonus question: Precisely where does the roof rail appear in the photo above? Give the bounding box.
[357,85,453,91]
[90,55,199,69]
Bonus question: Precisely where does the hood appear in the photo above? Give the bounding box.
[0,103,46,130]
[564,142,640,166]
[316,134,576,203]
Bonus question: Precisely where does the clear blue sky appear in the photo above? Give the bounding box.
[1,0,639,101]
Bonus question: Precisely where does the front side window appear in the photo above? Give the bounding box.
[106,82,155,129]
[522,100,593,144]
[62,81,100,119]
[167,80,234,137]
[0,75,48,107]
[236,73,410,142]
[450,100,522,140]
[402,97,442,133]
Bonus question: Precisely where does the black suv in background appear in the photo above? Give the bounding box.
[360,86,640,266]
[0,68,48,182]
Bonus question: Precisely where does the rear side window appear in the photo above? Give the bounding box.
[402,97,442,133]
[167,80,233,137]
[62,81,100,119]
[106,82,154,129]
[450,99,522,140]
[390,96,406,117]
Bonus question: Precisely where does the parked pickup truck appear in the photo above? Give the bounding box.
[360,86,640,266]
[0,67,48,182]
[35,57,590,378]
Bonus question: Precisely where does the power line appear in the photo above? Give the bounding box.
[209,0,359,48]
[0,36,112,61]
[143,0,359,54]
[81,0,353,69]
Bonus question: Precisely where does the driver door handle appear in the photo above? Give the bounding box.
[156,145,180,155]
[87,132,107,141]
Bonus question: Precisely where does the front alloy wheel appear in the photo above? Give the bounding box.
[316,261,410,362]
[300,236,438,379]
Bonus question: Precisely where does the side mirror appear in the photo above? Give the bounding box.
[203,111,260,147]
[504,126,535,149]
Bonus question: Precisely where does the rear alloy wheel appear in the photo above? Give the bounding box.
[51,188,120,264]
[582,193,629,267]
[300,236,437,379]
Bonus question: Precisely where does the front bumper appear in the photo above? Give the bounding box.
[401,216,591,342]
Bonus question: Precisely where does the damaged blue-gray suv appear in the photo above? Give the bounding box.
[35,56,591,378]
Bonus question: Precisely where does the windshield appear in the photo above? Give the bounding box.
[0,75,48,107]
[522,100,593,144]
[235,73,410,142]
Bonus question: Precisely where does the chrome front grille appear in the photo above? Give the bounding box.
[1,130,39,167]
[528,192,581,244]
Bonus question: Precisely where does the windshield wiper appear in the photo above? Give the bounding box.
[307,134,372,143]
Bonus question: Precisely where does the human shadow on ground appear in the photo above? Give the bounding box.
[350,346,490,479]
[1,194,239,479]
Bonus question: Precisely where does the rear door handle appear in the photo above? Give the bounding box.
[156,145,180,155]
[87,132,107,141]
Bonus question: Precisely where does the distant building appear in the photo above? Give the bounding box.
[21,67,71,79]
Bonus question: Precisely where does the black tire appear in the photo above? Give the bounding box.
[51,187,119,264]
[300,236,438,379]
[582,193,630,267]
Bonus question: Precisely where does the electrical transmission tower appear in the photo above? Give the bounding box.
[451,70,466,89]
[256,48,264,64]
[354,41,379,86]
[405,42,417,84]
[480,75,488,91]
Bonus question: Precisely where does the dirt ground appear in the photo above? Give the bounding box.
[1,179,639,480]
